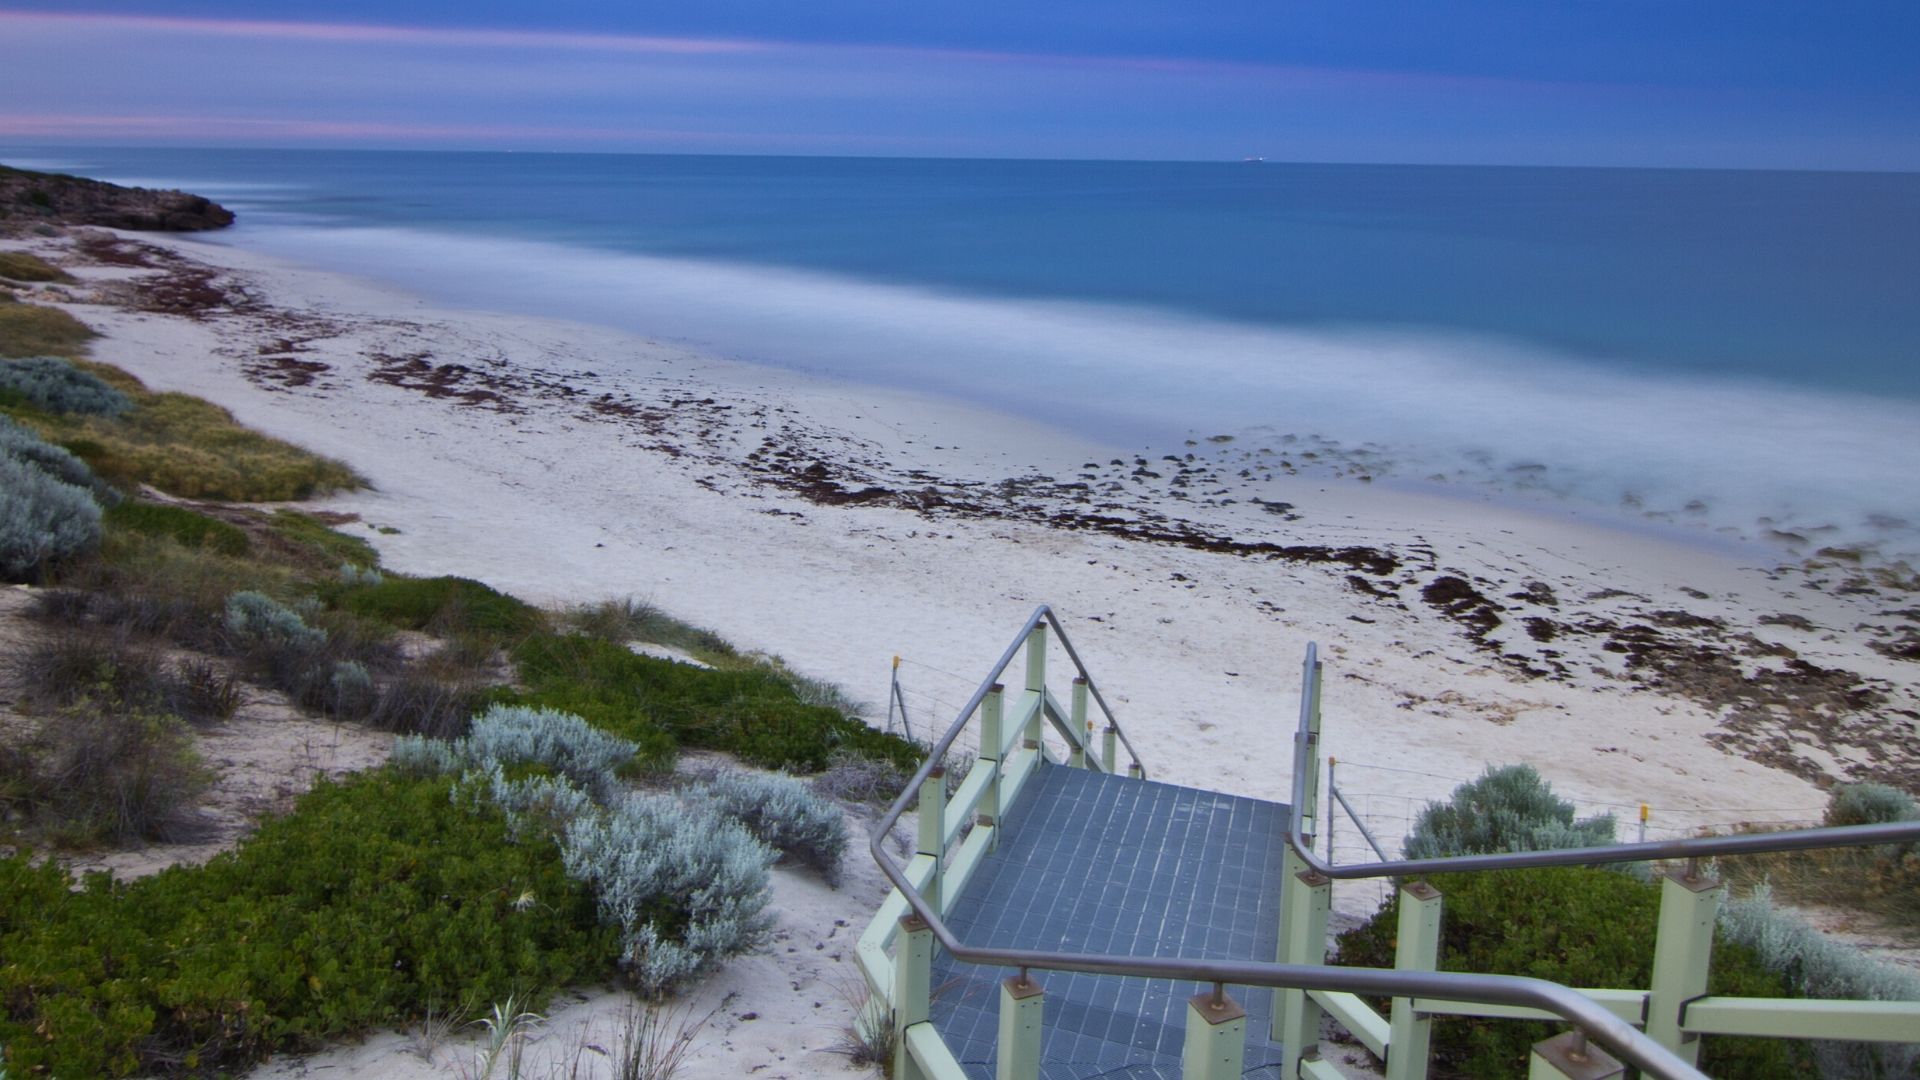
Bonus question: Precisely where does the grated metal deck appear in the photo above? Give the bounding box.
[929,761,1293,1079]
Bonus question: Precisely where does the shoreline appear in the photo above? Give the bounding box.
[7,222,1919,1075]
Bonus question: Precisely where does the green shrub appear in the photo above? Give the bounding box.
[564,596,739,662]
[0,771,612,1077]
[0,251,72,284]
[510,633,920,775]
[104,500,249,557]
[1826,783,1919,828]
[696,770,850,885]
[334,574,544,644]
[270,509,378,571]
[0,452,101,582]
[1405,764,1616,861]
[0,356,130,416]
[1720,886,1920,1078]
[1337,868,1810,1078]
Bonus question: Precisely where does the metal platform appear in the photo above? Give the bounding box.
[930,761,1293,1079]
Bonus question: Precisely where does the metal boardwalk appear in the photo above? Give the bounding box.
[930,761,1293,1079]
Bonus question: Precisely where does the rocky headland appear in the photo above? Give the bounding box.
[0,162,235,231]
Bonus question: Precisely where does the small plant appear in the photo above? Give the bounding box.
[0,451,102,582]
[1720,886,1920,1078]
[338,560,384,587]
[1,413,99,490]
[828,972,897,1077]
[696,769,850,885]
[461,996,543,1080]
[363,669,492,738]
[562,793,776,994]
[1,704,210,844]
[812,749,911,806]
[605,998,715,1080]
[1404,763,1616,860]
[1825,782,1919,828]
[224,589,326,651]
[328,659,377,718]
[16,635,237,724]
[394,703,640,799]
[0,355,131,415]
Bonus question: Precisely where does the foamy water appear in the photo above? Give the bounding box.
[224,223,1920,561]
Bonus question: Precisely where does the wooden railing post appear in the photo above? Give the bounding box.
[1527,1031,1624,1079]
[1023,623,1047,752]
[1070,676,1091,768]
[893,915,934,1080]
[979,684,1005,852]
[1183,985,1247,1080]
[1646,867,1721,1067]
[1274,846,1331,1072]
[997,972,1044,1080]
[1387,881,1443,1080]
[917,766,948,915]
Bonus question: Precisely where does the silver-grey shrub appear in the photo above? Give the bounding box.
[224,590,326,651]
[0,356,132,416]
[697,769,850,885]
[395,704,638,799]
[1826,783,1919,828]
[1404,763,1616,860]
[563,793,775,995]
[1719,886,1920,1078]
[0,452,102,581]
[337,561,384,587]
[0,415,95,491]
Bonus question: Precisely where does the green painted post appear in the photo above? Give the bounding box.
[1386,881,1443,1080]
[1527,1032,1624,1079]
[1183,987,1247,1080]
[893,915,933,1080]
[980,685,1005,852]
[1070,677,1091,768]
[1102,725,1119,776]
[1274,847,1331,1070]
[1023,624,1047,751]
[1299,659,1324,841]
[917,766,948,915]
[997,973,1044,1080]
[1646,868,1721,1066]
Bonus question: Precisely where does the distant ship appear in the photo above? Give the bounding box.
[1241,156,1266,163]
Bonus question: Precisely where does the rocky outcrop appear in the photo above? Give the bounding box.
[1,164,235,231]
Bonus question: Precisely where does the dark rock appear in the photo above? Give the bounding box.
[1,163,235,231]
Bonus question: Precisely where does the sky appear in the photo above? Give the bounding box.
[2,2,1918,168]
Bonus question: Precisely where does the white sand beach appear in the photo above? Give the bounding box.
[6,227,1917,1077]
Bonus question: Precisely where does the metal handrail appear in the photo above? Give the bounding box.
[1284,641,1920,880]
[866,611,1714,1080]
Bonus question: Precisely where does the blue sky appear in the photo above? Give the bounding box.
[3,2,1917,167]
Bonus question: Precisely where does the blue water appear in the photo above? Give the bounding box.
[9,146,1920,558]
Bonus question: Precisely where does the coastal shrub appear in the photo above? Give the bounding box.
[224,589,326,652]
[1826,782,1919,828]
[394,703,640,798]
[0,356,130,416]
[104,499,250,556]
[1404,764,1616,861]
[696,770,850,885]
[0,704,210,845]
[562,793,775,995]
[338,560,384,586]
[17,634,237,725]
[0,413,98,490]
[328,659,377,717]
[812,748,911,805]
[1336,868,1809,1078]
[335,574,545,645]
[361,669,496,739]
[0,771,612,1077]
[0,452,102,582]
[1720,886,1920,1078]
[0,300,93,358]
[566,596,739,661]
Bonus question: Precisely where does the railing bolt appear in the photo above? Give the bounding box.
[1569,1029,1589,1063]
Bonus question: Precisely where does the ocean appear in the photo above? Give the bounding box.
[8,146,1919,561]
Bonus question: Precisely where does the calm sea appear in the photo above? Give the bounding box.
[9,146,1919,559]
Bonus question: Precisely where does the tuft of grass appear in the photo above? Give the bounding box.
[0,299,93,358]
[270,509,378,569]
[565,597,739,664]
[0,703,211,845]
[105,499,250,557]
[15,633,239,725]
[0,251,73,284]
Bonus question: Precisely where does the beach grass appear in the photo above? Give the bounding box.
[0,251,72,284]
[0,298,93,357]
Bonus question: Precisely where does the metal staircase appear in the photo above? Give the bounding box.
[858,607,1920,1080]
